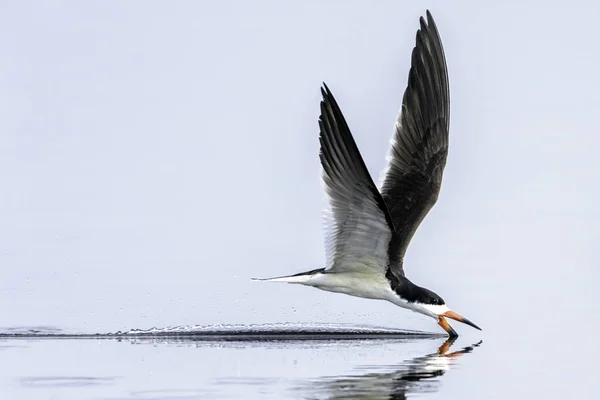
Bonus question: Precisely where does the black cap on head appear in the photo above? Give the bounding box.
[419,287,445,306]
[392,277,445,305]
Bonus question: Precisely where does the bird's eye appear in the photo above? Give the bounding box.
[432,298,437,304]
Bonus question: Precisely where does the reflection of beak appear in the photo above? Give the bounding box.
[438,337,483,357]
[438,310,481,337]
[437,337,458,355]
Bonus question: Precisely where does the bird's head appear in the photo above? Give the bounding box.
[411,288,481,337]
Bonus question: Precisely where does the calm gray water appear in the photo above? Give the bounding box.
[0,324,478,399]
[0,321,596,399]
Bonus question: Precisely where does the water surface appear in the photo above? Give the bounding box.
[0,324,480,399]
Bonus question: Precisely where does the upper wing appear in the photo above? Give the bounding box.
[381,11,450,276]
[319,84,395,274]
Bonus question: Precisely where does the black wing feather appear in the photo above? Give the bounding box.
[382,11,450,278]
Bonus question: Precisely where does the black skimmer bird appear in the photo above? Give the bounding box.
[255,11,481,337]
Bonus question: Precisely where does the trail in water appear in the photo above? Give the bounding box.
[0,323,444,341]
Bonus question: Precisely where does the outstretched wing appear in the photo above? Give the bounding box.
[319,84,394,274]
[381,11,450,277]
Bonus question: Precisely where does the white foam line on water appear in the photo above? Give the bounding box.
[119,322,429,335]
[0,323,445,340]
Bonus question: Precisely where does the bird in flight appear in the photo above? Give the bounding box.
[255,10,481,337]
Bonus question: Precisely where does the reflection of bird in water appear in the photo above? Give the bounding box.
[301,339,482,400]
[254,10,480,337]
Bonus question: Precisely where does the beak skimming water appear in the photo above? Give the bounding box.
[438,311,482,337]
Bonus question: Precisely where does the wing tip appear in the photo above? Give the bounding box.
[321,82,331,98]
[425,9,433,21]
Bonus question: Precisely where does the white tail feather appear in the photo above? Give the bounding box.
[251,274,316,284]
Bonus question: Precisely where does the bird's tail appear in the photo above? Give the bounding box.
[251,268,325,284]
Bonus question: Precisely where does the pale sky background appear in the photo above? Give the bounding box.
[0,0,598,343]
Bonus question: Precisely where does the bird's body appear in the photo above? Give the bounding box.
[267,269,390,301]
[255,10,481,337]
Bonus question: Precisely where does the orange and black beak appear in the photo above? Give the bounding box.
[438,310,481,337]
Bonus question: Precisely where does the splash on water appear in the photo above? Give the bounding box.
[118,322,435,336]
[0,322,444,341]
